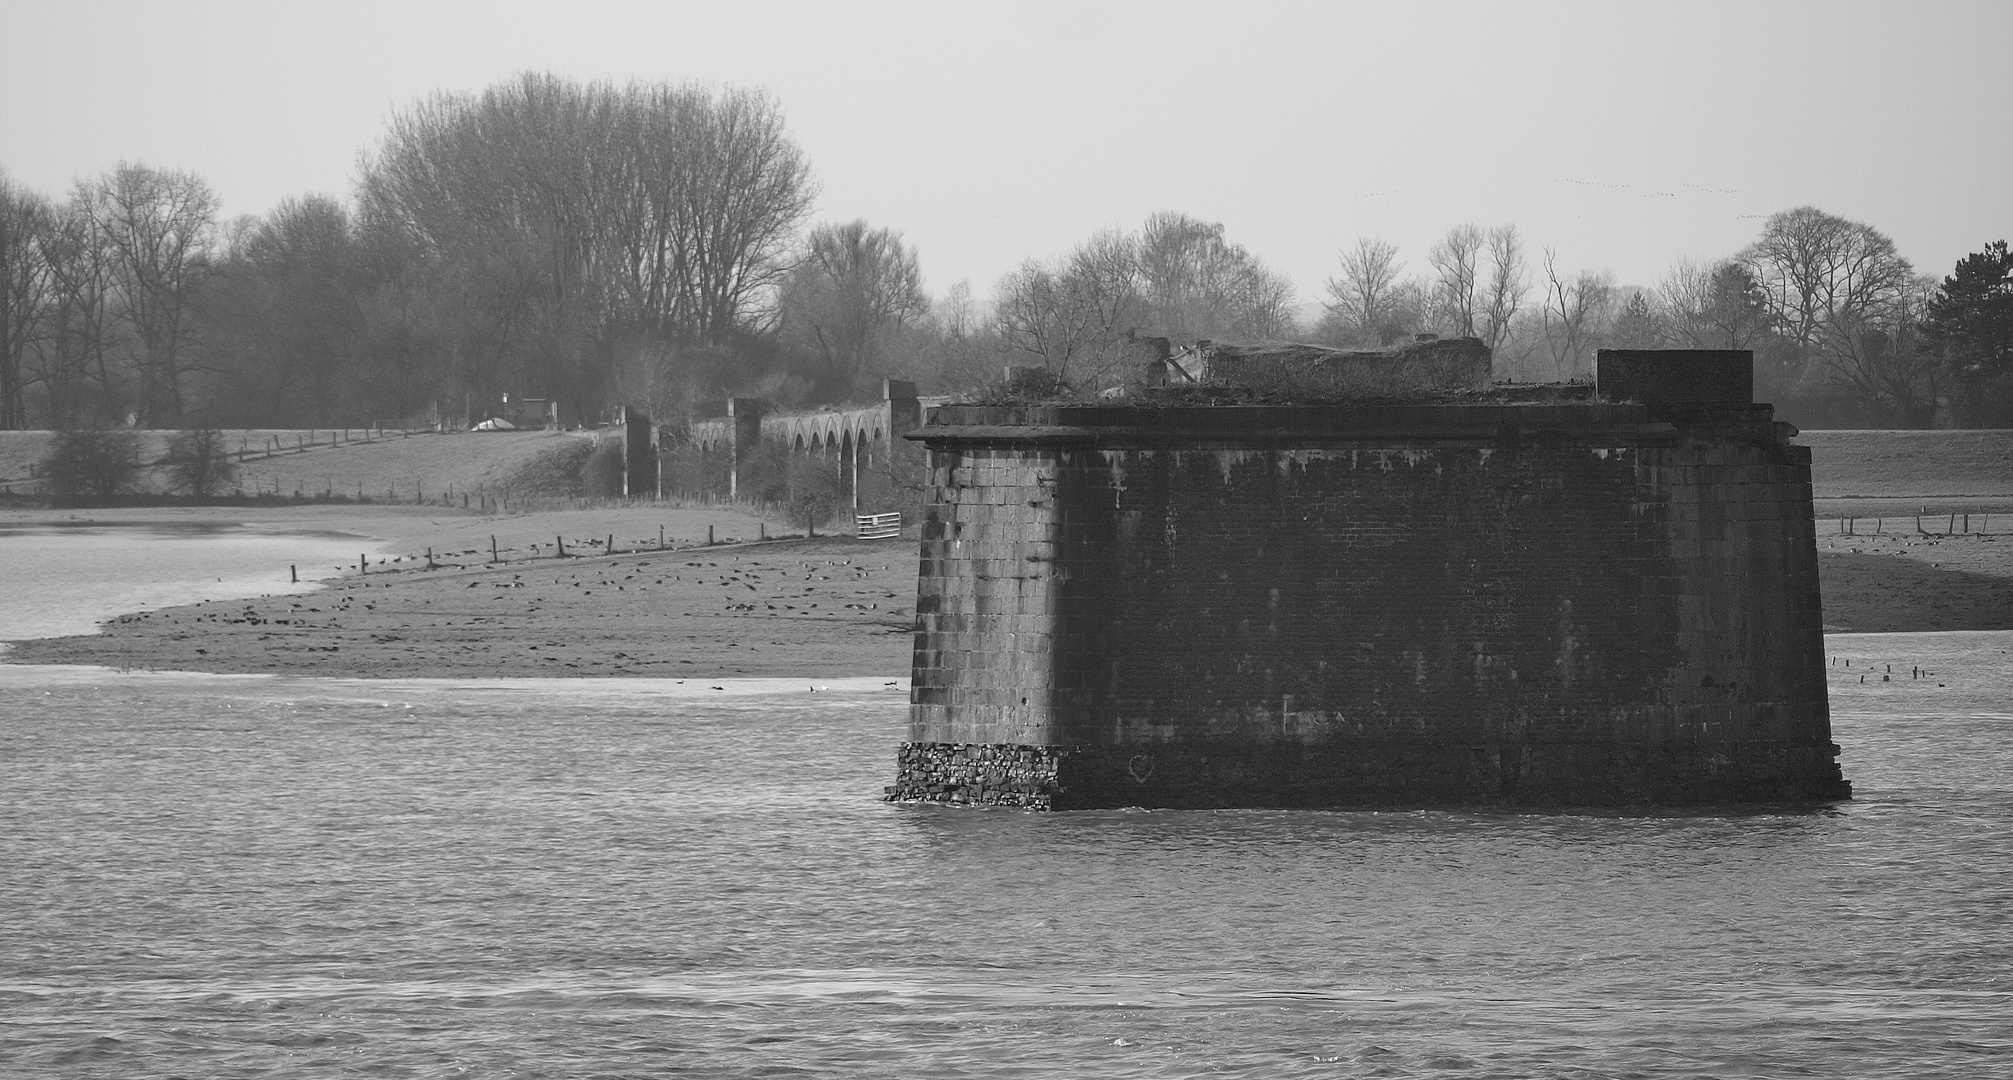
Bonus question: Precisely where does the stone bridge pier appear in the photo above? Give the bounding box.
[887,349,1850,810]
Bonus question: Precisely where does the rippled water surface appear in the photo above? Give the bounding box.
[3,635,2012,1078]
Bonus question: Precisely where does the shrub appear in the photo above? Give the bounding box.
[164,429,237,497]
[662,443,731,498]
[41,429,144,503]
[781,455,847,534]
[583,436,626,496]
[854,437,927,522]
[739,441,846,533]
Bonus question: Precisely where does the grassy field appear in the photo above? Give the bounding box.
[0,428,596,504]
[223,429,597,505]
[1799,429,2013,498]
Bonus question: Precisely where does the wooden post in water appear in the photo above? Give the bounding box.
[607,533,615,556]
[291,565,297,583]
[557,535,567,558]
[492,535,499,563]
[360,553,368,575]
[707,524,714,546]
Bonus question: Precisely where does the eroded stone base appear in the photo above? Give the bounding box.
[883,743,1068,809]
[887,740,1852,810]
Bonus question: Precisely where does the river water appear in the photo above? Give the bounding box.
[1,531,2010,1077]
[0,520,380,640]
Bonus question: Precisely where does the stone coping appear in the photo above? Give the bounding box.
[908,403,1781,450]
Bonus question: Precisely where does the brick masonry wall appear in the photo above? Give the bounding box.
[890,405,1848,809]
[908,448,1064,746]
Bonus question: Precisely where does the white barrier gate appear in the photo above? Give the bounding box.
[856,512,902,539]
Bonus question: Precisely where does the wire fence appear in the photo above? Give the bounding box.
[1833,513,2000,537]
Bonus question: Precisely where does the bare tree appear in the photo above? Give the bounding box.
[1738,206,1917,404]
[1234,263,1301,340]
[1135,212,1216,341]
[1818,276,1944,425]
[1480,225,1529,352]
[666,86,818,344]
[86,163,220,426]
[1428,223,1484,337]
[204,194,367,424]
[1741,208,1890,350]
[1659,259,1771,350]
[1538,246,1614,381]
[32,197,121,427]
[357,73,817,416]
[780,219,929,397]
[936,280,980,341]
[928,279,1015,391]
[0,172,51,428]
[994,259,1089,374]
[1063,229,1148,355]
[1135,212,1295,341]
[1321,237,1404,346]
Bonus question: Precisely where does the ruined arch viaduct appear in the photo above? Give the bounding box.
[686,379,931,505]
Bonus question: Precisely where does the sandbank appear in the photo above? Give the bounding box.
[4,504,917,679]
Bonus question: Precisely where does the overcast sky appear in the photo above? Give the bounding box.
[4,0,2007,308]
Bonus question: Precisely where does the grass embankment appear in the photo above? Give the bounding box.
[0,427,593,504]
[1801,429,2013,499]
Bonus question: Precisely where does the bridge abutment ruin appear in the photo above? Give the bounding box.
[888,350,1849,809]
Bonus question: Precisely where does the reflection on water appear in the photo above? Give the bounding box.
[0,522,383,640]
[2,642,2010,1078]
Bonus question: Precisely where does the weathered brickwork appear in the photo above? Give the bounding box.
[908,448,1066,746]
[894,395,1849,809]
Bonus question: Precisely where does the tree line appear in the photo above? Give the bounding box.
[1307,210,2011,427]
[1,72,2008,432]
